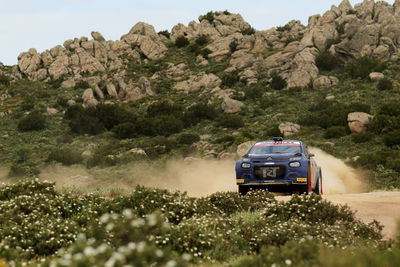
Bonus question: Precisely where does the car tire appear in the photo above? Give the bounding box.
[238,185,249,196]
[314,173,323,195]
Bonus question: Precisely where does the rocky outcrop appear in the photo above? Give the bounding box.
[14,1,400,95]
[174,72,221,92]
[17,22,166,81]
[221,96,244,113]
[313,75,339,88]
[348,112,373,133]
[279,122,301,137]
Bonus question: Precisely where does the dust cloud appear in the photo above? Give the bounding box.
[309,147,367,194]
[35,148,365,196]
[38,159,237,197]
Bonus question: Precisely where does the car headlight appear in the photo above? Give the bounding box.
[289,161,301,168]
[241,162,251,169]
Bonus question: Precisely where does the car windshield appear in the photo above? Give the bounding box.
[248,144,301,154]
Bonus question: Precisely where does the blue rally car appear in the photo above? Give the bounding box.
[235,137,323,195]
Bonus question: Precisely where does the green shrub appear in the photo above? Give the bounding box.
[113,122,137,139]
[355,149,395,169]
[217,114,244,128]
[183,103,218,126]
[347,102,371,114]
[241,27,256,35]
[21,96,36,111]
[244,83,266,100]
[377,78,393,91]
[337,22,346,35]
[15,146,32,163]
[137,116,184,137]
[158,30,170,39]
[17,110,46,131]
[64,105,105,135]
[345,56,386,79]
[74,80,90,89]
[147,101,183,118]
[259,96,277,109]
[383,130,400,147]
[199,11,215,22]
[56,96,69,108]
[195,35,209,46]
[229,40,238,53]
[175,36,190,48]
[176,133,200,145]
[89,104,135,130]
[0,75,10,86]
[378,102,400,117]
[262,125,282,138]
[270,72,287,90]
[8,162,39,177]
[47,147,83,165]
[315,51,340,71]
[324,126,347,139]
[351,132,374,143]
[221,72,240,87]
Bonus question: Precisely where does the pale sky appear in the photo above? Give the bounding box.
[0,0,394,65]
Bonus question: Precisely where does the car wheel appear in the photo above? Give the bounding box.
[315,174,323,195]
[238,185,249,196]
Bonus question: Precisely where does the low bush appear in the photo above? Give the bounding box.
[270,72,287,90]
[56,96,69,108]
[229,40,238,53]
[21,96,36,111]
[195,35,209,46]
[176,133,200,145]
[315,51,340,71]
[241,27,256,35]
[158,30,170,39]
[324,126,347,139]
[221,72,240,87]
[0,75,10,86]
[175,36,190,48]
[217,114,244,128]
[17,110,46,132]
[245,84,264,100]
[74,80,90,89]
[147,101,183,118]
[351,132,374,143]
[383,130,400,147]
[47,147,83,165]
[199,11,215,22]
[183,103,217,126]
[377,78,393,91]
[113,122,137,139]
[378,102,400,117]
[345,56,386,79]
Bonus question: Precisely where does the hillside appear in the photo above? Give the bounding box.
[0,0,399,190]
[0,0,400,265]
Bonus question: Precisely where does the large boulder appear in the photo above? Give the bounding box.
[221,96,244,114]
[313,76,339,88]
[279,122,301,137]
[369,72,385,81]
[82,88,98,108]
[348,112,373,133]
[237,141,256,157]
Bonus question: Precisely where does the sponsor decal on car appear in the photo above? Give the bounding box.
[297,178,307,182]
[236,179,245,184]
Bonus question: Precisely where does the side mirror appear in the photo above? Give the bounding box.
[308,153,315,158]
